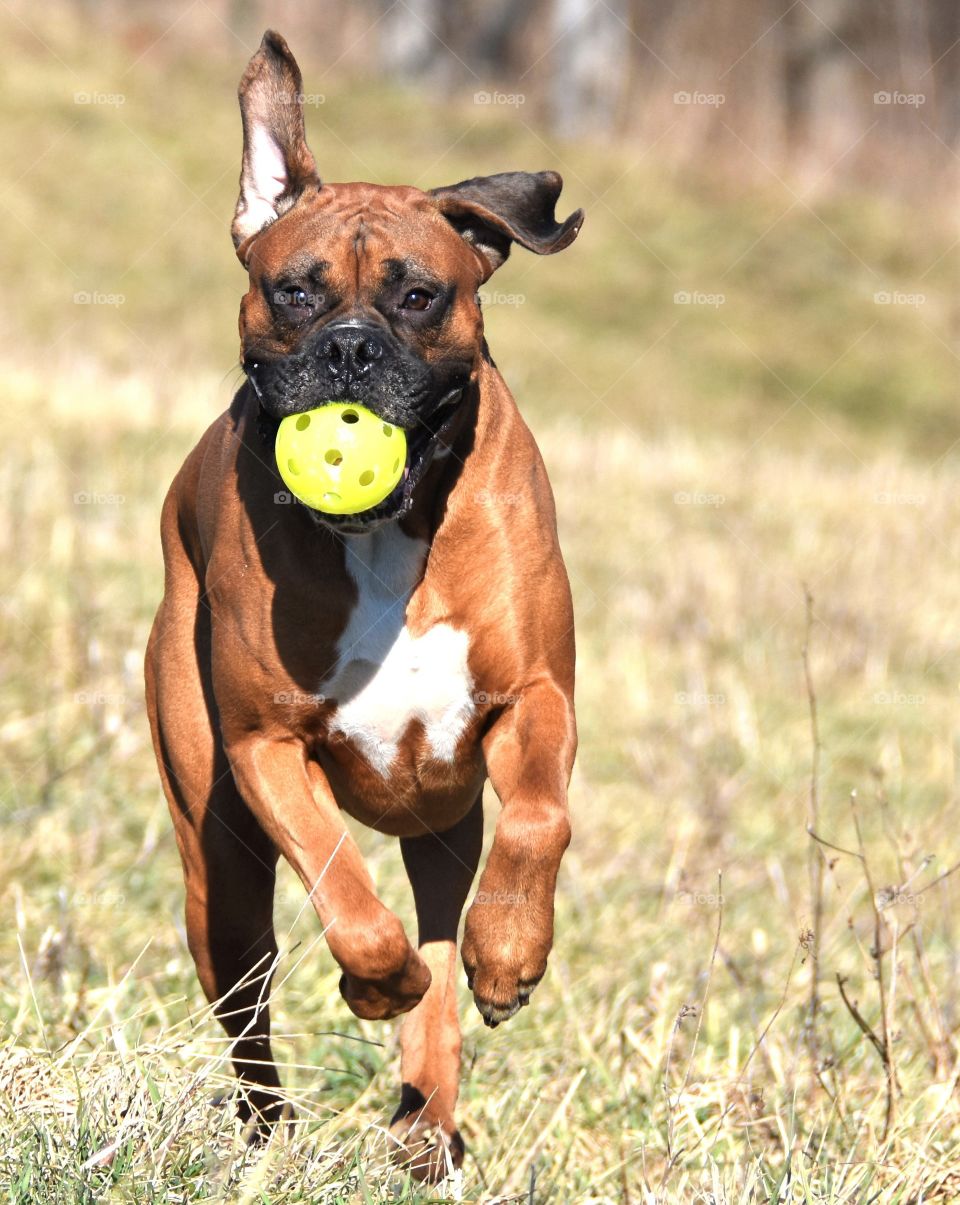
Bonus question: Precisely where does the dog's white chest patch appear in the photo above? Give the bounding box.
[325,528,475,777]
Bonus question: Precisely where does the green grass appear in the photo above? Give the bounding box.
[3,9,960,1203]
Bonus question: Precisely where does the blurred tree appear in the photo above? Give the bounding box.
[549,0,628,138]
[34,0,960,196]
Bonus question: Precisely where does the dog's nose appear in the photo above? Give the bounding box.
[318,326,385,379]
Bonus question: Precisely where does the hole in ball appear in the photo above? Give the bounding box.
[393,458,400,472]
[295,414,310,431]
[341,409,359,424]
[358,470,375,486]
[287,458,301,475]
[322,492,341,504]
[382,423,393,436]
[325,449,343,466]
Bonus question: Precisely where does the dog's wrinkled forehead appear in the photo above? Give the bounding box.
[232,29,583,350]
[242,182,486,291]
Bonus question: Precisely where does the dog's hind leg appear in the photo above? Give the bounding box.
[145,493,284,1132]
[388,793,483,1182]
[178,751,283,1132]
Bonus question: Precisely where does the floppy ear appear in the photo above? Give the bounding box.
[232,30,320,251]
[430,171,583,277]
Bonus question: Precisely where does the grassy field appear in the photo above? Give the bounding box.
[3,9,960,1203]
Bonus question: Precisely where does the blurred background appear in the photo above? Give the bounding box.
[2,1,960,1200]
[2,0,958,445]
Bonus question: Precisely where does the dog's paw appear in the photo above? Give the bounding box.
[474,977,541,1028]
[334,917,432,1020]
[461,910,548,1027]
[339,949,431,1020]
[465,964,543,1028]
[388,1109,464,1183]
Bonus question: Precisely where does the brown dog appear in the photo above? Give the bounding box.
[144,30,582,1181]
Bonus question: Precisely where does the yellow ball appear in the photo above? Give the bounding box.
[275,403,407,515]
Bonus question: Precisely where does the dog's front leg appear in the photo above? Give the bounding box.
[461,680,575,1026]
[227,736,431,1019]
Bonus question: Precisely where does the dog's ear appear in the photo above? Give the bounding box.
[430,171,583,278]
[232,30,320,252]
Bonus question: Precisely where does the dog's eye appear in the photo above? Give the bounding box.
[401,289,434,312]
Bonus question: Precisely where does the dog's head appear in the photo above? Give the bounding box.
[234,31,583,530]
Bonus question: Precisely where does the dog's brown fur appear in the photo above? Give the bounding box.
[145,30,582,1180]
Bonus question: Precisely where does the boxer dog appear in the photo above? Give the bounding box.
[145,30,582,1181]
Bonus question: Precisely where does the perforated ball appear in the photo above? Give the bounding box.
[275,402,407,515]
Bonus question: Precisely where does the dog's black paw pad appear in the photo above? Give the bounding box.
[476,996,521,1026]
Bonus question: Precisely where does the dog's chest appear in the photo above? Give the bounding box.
[323,528,475,777]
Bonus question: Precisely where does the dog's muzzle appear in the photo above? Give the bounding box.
[243,318,473,530]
